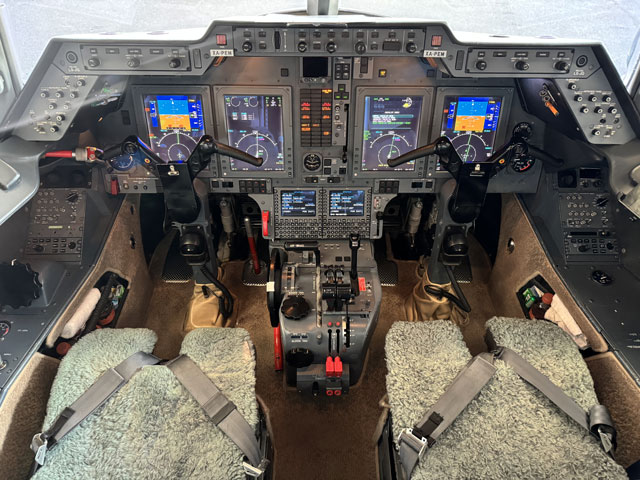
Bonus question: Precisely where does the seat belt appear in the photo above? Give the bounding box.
[495,347,617,455]
[397,347,617,478]
[166,354,269,478]
[397,352,498,478]
[30,351,160,472]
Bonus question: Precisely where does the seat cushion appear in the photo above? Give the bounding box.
[34,327,258,480]
[385,318,626,479]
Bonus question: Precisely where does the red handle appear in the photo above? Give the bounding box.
[273,325,283,371]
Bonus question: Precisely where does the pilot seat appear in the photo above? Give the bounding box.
[28,327,272,479]
[378,317,627,479]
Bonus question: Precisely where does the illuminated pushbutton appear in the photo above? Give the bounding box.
[216,34,227,46]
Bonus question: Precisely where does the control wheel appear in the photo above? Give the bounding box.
[267,249,285,327]
[0,261,42,309]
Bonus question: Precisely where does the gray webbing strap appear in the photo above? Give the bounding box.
[31,351,160,469]
[496,347,616,455]
[166,354,268,478]
[398,347,618,478]
[397,352,498,478]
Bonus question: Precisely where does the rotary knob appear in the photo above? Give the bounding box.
[0,261,42,309]
[354,41,366,55]
[326,41,337,54]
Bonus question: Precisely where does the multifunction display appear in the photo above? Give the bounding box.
[329,190,365,217]
[440,96,502,163]
[280,190,317,217]
[143,94,205,162]
[361,95,423,171]
[224,94,285,171]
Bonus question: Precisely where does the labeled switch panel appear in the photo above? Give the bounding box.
[556,70,635,144]
[11,65,98,141]
[466,48,575,75]
[80,45,191,71]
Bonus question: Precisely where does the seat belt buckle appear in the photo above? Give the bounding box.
[243,457,269,478]
[31,433,48,466]
[597,427,614,454]
[491,346,505,360]
[398,428,430,459]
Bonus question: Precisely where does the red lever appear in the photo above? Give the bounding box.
[334,356,343,378]
[325,356,335,377]
[262,210,270,237]
[110,177,120,196]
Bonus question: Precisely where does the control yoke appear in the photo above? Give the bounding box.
[101,134,263,176]
[388,122,563,223]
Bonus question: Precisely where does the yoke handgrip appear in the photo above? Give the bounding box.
[215,142,263,167]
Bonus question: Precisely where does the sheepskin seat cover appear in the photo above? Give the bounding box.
[33,327,258,480]
[385,318,626,479]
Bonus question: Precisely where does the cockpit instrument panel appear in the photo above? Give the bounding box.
[223,94,285,171]
[440,96,502,162]
[361,95,423,171]
[215,86,294,178]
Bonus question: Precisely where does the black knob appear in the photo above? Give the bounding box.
[326,41,337,53]
[594,106,603,114]
[55,114,65,122]
[33,245,44,253]
[578,244,590,252]
[127,58,140,68]
[40,91,49,98]
[588,95,598,102]
[68,241,77,250]
[49,125,59,133]
[574,94,583,102]
[580,106,589,114]
[297,41,307,53]
[285,348,314,368]
[54,91,64,98]
[602,95,612,102]
[242,41,253,53]
[475,60,487,71]
[281,296,310,320]
[405,42,417,54]
[0,262,42,309]
[554,60,569,72]
[568,83,577,90]
[592,270,613,285]
[515,60,529,71]
[87,57,100,67]
[608,106,618,114]
[592,129,601,136]
[76,79,86,87]
[355,41,366,55]
[168,58,181,68]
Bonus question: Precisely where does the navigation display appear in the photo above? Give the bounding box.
[440,96,502,163]
[223,94,285,171]
[361,95,423,171]
[143,94,205,162]
[280,190,316,217]
[329,190,365,217]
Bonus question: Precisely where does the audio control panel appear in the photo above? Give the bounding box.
[557,168,619,263]
[24,188,86,262]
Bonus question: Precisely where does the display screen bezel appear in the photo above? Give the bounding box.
[214,86,293,178]
[280,190,318,217]
[131,85,214,164]
[429,87,513,177]
[222,93,286,173]
[352,87,433,179]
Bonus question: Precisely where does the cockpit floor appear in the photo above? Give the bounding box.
[141,238,496,479]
